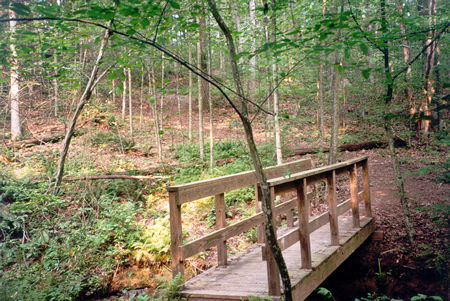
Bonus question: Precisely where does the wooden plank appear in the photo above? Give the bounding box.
[297,178,312,269]
[267,186,281,296]
[169,191,184,277]
[327,171,339,246]
[168,158,312,205]
[362,159,373,217]
[215,193,227,266]
[268,156,368,187]
[349,164,360,228]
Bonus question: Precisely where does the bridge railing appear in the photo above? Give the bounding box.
[264,155,372,295]
[167,158,313,278]
[167,156,372,297]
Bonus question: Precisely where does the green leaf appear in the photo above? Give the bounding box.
[11,3,31,16]
[361,68,371,79]
[359,43,369,55]
[168,0,181,9]
[158,130,165,135]
[344,47,351,59]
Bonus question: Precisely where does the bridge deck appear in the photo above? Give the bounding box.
[181,214,375,301]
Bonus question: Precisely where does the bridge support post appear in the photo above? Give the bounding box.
[327,171,340,246]
[169,191,184,278]
[297,178,312,269]
[362,160,373,218]
[350,164,361,228]
[215,193,227,266]
[266,186,281,296]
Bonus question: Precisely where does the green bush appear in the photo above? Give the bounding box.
[0,176,143,300]
[88,129,135,152]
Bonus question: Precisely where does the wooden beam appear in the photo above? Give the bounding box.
[169,191,184,278]
[349,164,360,228]
[327,171,339,246]
[215,193,227,266]
[266,186,281,296]
[297,178,312,269]
[362,160,373,218]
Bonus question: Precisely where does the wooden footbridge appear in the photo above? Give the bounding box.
[167,156,375,300]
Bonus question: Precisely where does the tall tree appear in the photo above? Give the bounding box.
[9,8,21,140]
[207,0,292,299]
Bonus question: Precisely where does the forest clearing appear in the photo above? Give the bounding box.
[0,0,448,300]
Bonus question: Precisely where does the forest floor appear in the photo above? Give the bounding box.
[2,92,448,300]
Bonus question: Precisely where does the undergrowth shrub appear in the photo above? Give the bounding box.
[0,176,143,300]
[88,129,135,152]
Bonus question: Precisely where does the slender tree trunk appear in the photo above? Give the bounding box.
[271,0,282,165]
[208,24,214,172]
[207,1,292,299]
[175,61,185,156]
[150,64,163,161]
[318,0,326,152]
[419,0,437,134]
[197,13,208,161]
[140,65,144,125]
[396,2,414,119]
[122,68,127,120]
[9,9,21,140]
[112,79,116,103]
[248,0,257,94]
[160,52,165,130]
[53,55,59,117]
[380,0,415,244]
[188,41,193,141]
[54,21,112,189]
[128,67,133,137]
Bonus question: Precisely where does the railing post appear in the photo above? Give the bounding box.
[349,164,360,228]
[255,184,264,244]
[297,178,312,269]
[362,159,373,218]
[266,185,281,296]
[169,191,184,278]
[327,171,340,246]
[215,193,227,266]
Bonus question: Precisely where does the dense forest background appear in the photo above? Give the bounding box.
[0,0,448,300]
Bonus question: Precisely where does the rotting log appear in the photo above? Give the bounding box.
[291,137,407,156]
[62,175,163,181]
[5,131,83,149]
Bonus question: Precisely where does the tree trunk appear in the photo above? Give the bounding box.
[188,41,193,141]
[207,1,293,299]
[128,67,133,137]
[197,13,208,161]
[208,20,214,172]
[271,0,282,165]
[54,20,112,189]
[248,0,257,94]
[150,63,163,161]
[318,0,326,152]
[419,0,437,134]
[53,55,59,117]
[140,65,144,125]
[122,68,127,120]
[160,52,165,130]
[112,79,116,103]
[396,2,414,119]
[9,9,22,140]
